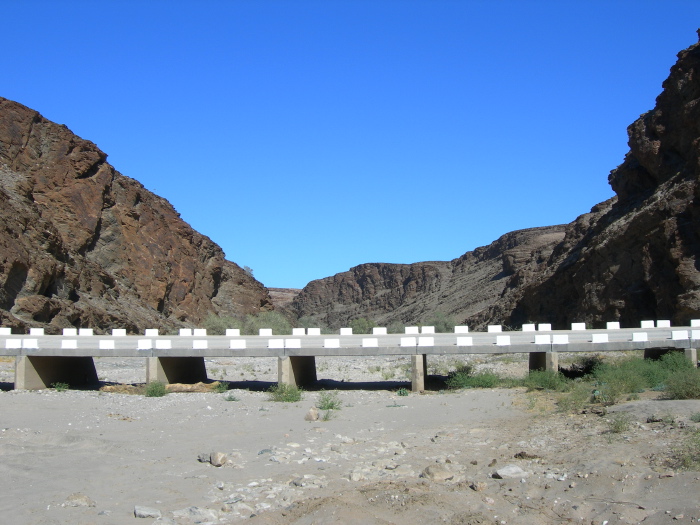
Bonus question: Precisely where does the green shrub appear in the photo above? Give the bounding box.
[665,368,700,400]
[557,381,595,412]
[203,313,242,335]
[213,381,229,393]
[424,312,456,333]
[243,311,292,335]
[447,371,501,389]
[396,387,410,396]
[317,390,342,410]
[387,321,405,334]
[606,413,631,434]
[51,382,69,392]
[145,381,167,397]
[523,370,570,392]
[348,317,376,334]
[224,392,239,402]
[691,412,700,423]
[267,383,302,402]
[667,429,700,470]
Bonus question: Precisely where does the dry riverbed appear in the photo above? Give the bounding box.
[1,354,699,524]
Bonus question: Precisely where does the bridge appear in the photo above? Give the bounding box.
[2,321,699,391]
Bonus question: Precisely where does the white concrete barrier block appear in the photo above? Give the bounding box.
[226,328,240,337]
[640,320,655,329]
[63,328,78,336]
[363,338,379,348]
[672,330,688,340]
[292,328,306,336]
[418,336,434,347]
[372,327,388,335]
[112,328,127,337]
[99,340,115,350]
[692,330,700,341]
[592,333,609,343]
[487,325,502,333]
[29,328,44,336]
[156,340,172,349]
[324,339,340,348]
[535,334,551,345]
[22,339,38,349]
[61,340,77,349]
[400,337,416,347]
[405,327,419,334]
[552,334,569,345]
[691,319,700,327]
[259,328,273,337]
[571,323,586,331]
[79,328,93,337]
[230,339,247,349]
[193,328,207,336]
[454,326,469,334]
[179,328,193,336]
[268,339,284,349]
[606,322,621,330]
[340,328,352,336]
[632,332,648,342]
[456,336,473,346]
[522,324,536,332]
[496,335,511,346]
[193,340,208,349]
[5,339,21,349]
[421,326,435,334]
[137,339,153,350]
[285,339,301,349]
[0,327,11,335]
[144,329,159,337]
[307,328,321,336]
[537,324,552,331]
[657,320,671,328]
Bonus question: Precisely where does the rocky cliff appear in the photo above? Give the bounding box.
[0,98,271,334]
[292,33,700,330]
[291,225,566,329]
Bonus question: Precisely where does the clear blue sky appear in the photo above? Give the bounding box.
[3,1,699,288]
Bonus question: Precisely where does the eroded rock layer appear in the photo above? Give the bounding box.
[0,98,271,333]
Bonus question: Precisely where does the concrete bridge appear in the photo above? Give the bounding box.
[2,321,699,391]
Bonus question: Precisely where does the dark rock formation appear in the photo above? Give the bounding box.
[292,33,700,330]
[0,98,271,333]
[291,226,566,330]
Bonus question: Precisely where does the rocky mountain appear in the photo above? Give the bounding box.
[291,225,566,330]
[0,98,271,334]
[291,32,700,330]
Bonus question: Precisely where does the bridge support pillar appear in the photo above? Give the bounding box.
[528,351,558,372]
[278,356,317,387]
[686,348,698,367]
[15,356,99,390]
[146,357,208,384]
[411,354,427,392]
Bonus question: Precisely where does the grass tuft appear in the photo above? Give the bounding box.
[317,390,342,411]
[145,381,167,397]
[267,383,302,402]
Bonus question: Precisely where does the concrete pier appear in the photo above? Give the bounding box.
[278,356,317,387]
[146,357,208,384]
[411,354,427,392]
[528,351,559,372]
[15,356,99,390]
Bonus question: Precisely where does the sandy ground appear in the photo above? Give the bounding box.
[1,354,700,525]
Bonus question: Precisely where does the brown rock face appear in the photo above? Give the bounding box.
[291,226,566,330]
[507,37,700,328]
[293,34,700,330]
[0,98,271,333]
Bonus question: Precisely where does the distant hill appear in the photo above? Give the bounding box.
[0,98,271,333]
[290,33,700,330]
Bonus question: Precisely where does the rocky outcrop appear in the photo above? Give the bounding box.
[291,226,566,330]
[0,97,271,333]
[292,32,700,330]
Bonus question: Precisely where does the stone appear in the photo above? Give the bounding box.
[493,464,530,479]
[63,493,95,507]
[172,506,219,521]
[305,407,319,421]
[133,505,161,518]
[420,464,455,482]
[210,452,228,467]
